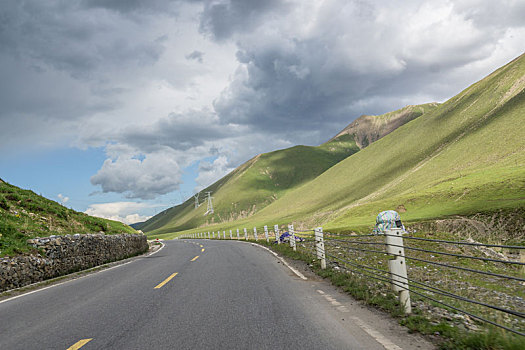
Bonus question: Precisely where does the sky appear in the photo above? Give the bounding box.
[1,0,524,225]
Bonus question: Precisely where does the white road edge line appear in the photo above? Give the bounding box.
[350,316,403,350]
[0,242,166,305]
[244,242,307,280]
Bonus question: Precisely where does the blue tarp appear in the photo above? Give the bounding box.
[275,231,305,243]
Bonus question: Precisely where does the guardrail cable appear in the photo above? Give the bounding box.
[324,252,525,319]
[329,239,525,266]
[324,239,525,281]
[383,234,525,250]
[324,253,525,336]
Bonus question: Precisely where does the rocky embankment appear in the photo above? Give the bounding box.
[0,233,148,292]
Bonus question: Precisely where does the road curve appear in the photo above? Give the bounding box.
[0,240,433,349]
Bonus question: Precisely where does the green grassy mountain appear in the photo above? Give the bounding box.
[149,53,525,239]
[141,104,435,234]
[139,135,359,233]
[0,179,137,256]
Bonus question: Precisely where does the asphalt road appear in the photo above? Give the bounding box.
[0,240,434,350]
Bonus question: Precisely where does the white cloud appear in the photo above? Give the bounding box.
[57,194,69,204]
[84,201,161,224]
[195,155,234,192]
[90,150,183,199]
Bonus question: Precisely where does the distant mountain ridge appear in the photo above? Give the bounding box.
[331,103,439,149]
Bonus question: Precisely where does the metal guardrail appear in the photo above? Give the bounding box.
[181,224,525,336]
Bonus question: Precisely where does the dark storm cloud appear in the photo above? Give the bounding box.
[206,0,525,143]
[119,110,236,153]
[199,0,287,41]
[0,0,171,149]
[81,0,180,15]
[185,50,204,63]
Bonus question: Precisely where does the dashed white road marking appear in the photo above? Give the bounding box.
[245,242,307,280]
[336,305,350,313]
[350,316,403,350]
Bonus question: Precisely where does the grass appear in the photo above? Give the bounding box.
[0,180,136,257]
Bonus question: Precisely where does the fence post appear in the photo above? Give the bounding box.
[385,228,412,314]
[230,230,233,240]
[223,230,226,239]
[237,229,240,240]
[274,224,280,244]
[244,228,248,240]
[264,225,269,243]
[315,227,326,269]
[254,227,258,241]
[288,224,296,251]
[208,232,210,239]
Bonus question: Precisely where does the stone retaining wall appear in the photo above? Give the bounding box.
[0,233,148,292]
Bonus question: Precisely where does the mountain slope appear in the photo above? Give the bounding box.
[141,103,434,234]
[0,179,137,256]
[147,53,525,239]
[237,53,525,231]
[140,135,360,233]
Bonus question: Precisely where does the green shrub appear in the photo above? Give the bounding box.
[0,196,9,211]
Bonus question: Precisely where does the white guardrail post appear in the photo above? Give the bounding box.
[314,227,326,269]
[254,227,258,241]
[274,225,280,244]
[386,228,412,314]
[244,228,248,240]
[288,224,296,251]
[208,232,210,239]
[264,225,269,243]
[230,230,233,240]
[223,230,226,239]
[237,228,240,240]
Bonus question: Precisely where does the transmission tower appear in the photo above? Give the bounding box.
[194,192,200,209]
[204,191,214,215]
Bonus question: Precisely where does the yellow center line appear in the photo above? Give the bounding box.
[154,272,179,289]
[201,248,205,252]
[191,255,199,261]
[67,339,93,350]
[199,245,203,248]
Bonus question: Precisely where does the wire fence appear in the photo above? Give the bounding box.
[182,224,525,337]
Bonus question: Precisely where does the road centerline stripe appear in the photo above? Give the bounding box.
[191,255,199,261]
[154,272,178,289]
[67,338,92,350]
[201,248,205,252]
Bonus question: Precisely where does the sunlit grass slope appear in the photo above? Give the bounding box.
[150,53,525,239]
[0,180,137,256]
[141,135,360,234]
[246,53,525,231]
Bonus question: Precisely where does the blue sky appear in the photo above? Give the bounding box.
[1,0,524,224]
